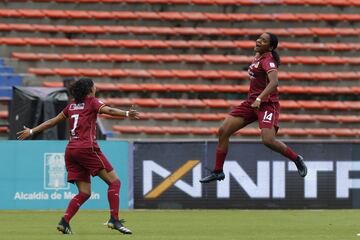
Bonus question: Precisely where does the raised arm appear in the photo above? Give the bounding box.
[17,112,67,140]
[99,105,139,119]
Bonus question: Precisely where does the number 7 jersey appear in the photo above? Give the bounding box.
[62,96,105,149]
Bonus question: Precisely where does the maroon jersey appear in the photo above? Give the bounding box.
[247,52,279,102]
[62,96,105,149]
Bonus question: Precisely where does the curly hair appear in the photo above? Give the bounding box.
[69,78,94,103]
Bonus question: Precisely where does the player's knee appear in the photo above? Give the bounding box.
[79,191,91,201]
[218,126,229,139]
[110,179,121,190]
[261,134,274,147]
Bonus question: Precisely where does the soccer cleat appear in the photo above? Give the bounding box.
[57,217,72,234]
[107,216,132,234]
[199,171,225,183]
[294,155,307,177]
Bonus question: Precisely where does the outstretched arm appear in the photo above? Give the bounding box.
[99,105,140,119]
[17,112,67,140]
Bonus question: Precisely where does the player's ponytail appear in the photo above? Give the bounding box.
[266,32,281,67]
[69,78,94,103]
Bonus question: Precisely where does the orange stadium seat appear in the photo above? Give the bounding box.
[148,113,173,121]
[104,69,127,78]
[148,69,173,78]
[178,99,206,108]
[157,98,182,108]
[117,84,142,91]
[313,115,337,122]
[162,126,189,135]
[112,126,141,134]
[140,126,164,135]
[171,113,196,120]
[203,99,230,108]
[189,127,216,135]
[306,128,332,137]
[132,98,159,107]
[101,98,133,106]
[336,115,360,123]
[0,111,8,119]
[164,84,188,92]
[280,114,313,122]
[278,128,308,137]
[42,82,63,87]
[0,126,9,133]
[331,128,358,137]
[235,128,261,136]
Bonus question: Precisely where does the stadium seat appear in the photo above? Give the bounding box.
[0,111,8,119]
[0,126,8,133]
[112,126,141,134]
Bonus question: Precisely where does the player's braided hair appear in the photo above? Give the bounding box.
[266,32,281,67]
[69,78,94,103]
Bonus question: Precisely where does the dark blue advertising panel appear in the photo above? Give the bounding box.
[134,141,360,209]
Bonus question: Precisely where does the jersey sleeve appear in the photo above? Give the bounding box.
[261,56,278,74]
[92,98,106,113]
[62,104,70,118]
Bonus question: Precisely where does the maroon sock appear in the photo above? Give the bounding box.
[214,147,228,172]
[108,179,121,220]
[64,192,90,223]
[283,146,298,161]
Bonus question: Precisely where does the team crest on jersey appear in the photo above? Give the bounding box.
[69,103,85,110]
[269,62,275,68]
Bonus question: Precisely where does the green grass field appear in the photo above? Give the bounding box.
[0,210,359,240]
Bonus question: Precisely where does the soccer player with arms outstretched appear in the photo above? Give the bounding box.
[200,32,307,183]
[17,78,139,234]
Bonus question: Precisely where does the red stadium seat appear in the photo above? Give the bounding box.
[162,126,189,135]
[235,128,260,136]
[331,128,358,137]
[0,126,9,133]
[132,98,159,107]
[164,84,188,92]
[95,83,117,91]
[12,52,39,60]
[194,113,226,121]
[203,99,230,108]
[189,127,216,135]
[149,113,173,121]
[156,98,182,108]
[278,128,308,137]
[28,68,54,75]
[140,126,164,134]
[117,84,142,91]
[102,98,132,106]
[178,99,206,108]
[54,68,79,76]
[112,126,141,134]
[0,111,8,119]
[171,113,196,120]
[306,128,331,137]
[42,82,63,87]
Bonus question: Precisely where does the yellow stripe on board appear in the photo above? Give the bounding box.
[145,160,200,199]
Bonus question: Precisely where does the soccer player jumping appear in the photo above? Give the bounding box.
[200,32,307,184]
[17,78,139,234]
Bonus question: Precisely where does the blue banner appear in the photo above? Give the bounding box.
[0,140,129,210]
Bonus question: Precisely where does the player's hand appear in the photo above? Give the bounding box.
[128,105,140,119]
[16,126,32,140]
[251,100,261,109]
